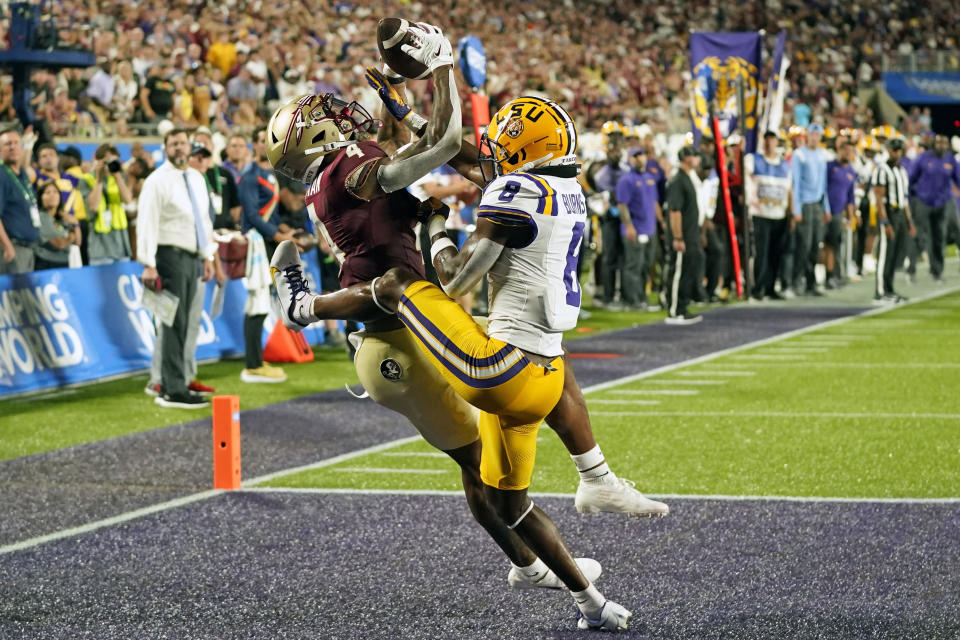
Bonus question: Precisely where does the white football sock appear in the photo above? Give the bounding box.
[572,583,605,618]
[294,293,320,325]
[571,445,615,483]
[511,557,550,582]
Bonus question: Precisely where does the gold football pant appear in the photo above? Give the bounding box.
[397,281,564,490]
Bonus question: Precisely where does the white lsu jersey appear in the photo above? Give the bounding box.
[475,171,588,358]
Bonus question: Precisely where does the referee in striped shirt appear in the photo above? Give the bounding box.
[870,137,916,303]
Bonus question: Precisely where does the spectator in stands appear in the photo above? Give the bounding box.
[221,134,249,182]
[193,128,241,229]
[33,180,80,270]
[84,58,116,123]
[137,128,216,409]
[140,62,175,123]
[238,126,294,384]
[0,128,39,274]
[86,144,134,265]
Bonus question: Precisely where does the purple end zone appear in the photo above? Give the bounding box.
[1,494,957,638]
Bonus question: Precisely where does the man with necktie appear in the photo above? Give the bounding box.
[137,128,216,409]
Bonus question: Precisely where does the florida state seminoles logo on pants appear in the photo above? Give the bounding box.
[380,358,403,380]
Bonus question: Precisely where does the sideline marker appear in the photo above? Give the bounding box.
[212,395,241,490]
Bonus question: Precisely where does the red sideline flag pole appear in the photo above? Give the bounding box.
[711,116,743,298]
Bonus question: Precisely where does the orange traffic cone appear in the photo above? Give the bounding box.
[262,319,314,363]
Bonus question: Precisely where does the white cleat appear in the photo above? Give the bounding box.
[507,558,602,590]
[270,240,312,331]
[576,600,632,632]
[575,477,669,518]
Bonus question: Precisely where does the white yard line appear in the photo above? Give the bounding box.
[334,467,450,474]
[381,452,449,458]
[591,410,960,419]
[730,354,810,360]
[684,370,756,376]
[761,347,829,353]
[0,490,222,555]
[4,285,957,555]
[589,399,662,405]
[240,487,960,505]
[645,379,727,385]
[606,389,700,396]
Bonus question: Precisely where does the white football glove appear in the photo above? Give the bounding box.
[400,22,454,72]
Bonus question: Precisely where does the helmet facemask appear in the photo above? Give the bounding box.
[268,94,381,184]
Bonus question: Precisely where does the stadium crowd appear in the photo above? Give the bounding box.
[2,0,960,320]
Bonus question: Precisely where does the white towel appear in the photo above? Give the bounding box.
[243,229,272,316]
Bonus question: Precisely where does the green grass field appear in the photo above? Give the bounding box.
[260,293,960,499]
[0,304,666,461]
[4,293,958,500]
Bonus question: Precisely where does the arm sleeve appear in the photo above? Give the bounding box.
[238,174,278,239]
[136,176,160,268]
[376,67,462,193]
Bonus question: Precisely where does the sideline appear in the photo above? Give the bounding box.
[3,286,957,556]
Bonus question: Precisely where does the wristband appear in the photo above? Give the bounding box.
[427,213,447,240]
[403,111,428,132]
[880,219,890,227]
[430,236,456,257]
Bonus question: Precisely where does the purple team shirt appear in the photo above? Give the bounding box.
[616,167,659,235]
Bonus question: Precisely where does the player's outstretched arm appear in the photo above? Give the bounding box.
[367,62,484,188]
[354,25,461,199]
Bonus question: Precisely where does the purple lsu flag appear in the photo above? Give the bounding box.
[689,32,762,152]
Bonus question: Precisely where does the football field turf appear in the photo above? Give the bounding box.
[2,289,958,639]
[258,291,960,500]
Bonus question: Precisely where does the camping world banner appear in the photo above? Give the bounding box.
[690,32,762,151]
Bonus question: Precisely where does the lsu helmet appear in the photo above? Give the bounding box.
[601,120,624,137]
[266,93,379,184]
[479,95,578,181]
[869,124,898,140]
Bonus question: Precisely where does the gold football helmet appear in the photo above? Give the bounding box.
[479,95,578,181]
[266,94,379,184]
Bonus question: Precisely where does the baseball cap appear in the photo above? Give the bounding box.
[763,130,779,139]
[629,147,648,156]
[190,142,212,157]
[807,123,824,134]
[678,145,699,160]
[62,146,83,161]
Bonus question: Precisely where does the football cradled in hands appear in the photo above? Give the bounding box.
[377,18,431,80]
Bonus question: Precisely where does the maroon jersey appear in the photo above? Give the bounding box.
[304,140,425,287]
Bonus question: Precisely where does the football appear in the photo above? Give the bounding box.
[376,17,431,80]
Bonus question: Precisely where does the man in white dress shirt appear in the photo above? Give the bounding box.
[137,128,216,408]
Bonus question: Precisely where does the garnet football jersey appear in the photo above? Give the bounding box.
[304,140,425,287]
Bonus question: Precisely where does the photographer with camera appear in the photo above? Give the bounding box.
[86,143,134,265]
